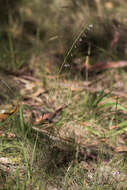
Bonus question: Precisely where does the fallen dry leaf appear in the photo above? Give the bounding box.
[109,125,118,130]
[0,104,18,122]
[34,115,43,125]
[82,61,127,72]
[42,105,67,122]
[115,146,127,152]
[0,113,10,121]
[7,132,16,138]
[100,138,106,142]
[33,105,67,124]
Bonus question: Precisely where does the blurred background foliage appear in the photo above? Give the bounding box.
[0,0,127,74]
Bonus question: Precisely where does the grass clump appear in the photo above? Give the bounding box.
[1,70,127,189]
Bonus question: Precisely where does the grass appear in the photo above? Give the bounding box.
[0,0,127,189]
[1,69,127,189]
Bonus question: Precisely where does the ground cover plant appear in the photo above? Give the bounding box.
[1,0,127,189]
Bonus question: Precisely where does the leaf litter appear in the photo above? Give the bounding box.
[1,69,127,186]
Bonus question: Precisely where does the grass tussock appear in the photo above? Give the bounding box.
[1,70,127,189]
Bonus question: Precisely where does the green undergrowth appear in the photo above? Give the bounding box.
[1,70,127,189]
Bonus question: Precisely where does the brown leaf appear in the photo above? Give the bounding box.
[109,125,118,130]
[100,138,106,142]
[0,113,10,121]
[0,104,18,122]
[115,146,127,152]
[43,105,67,122]
[82,61,127,72]
[34,105,67,124]
[7,132,16,138]
[34,115,43,125]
